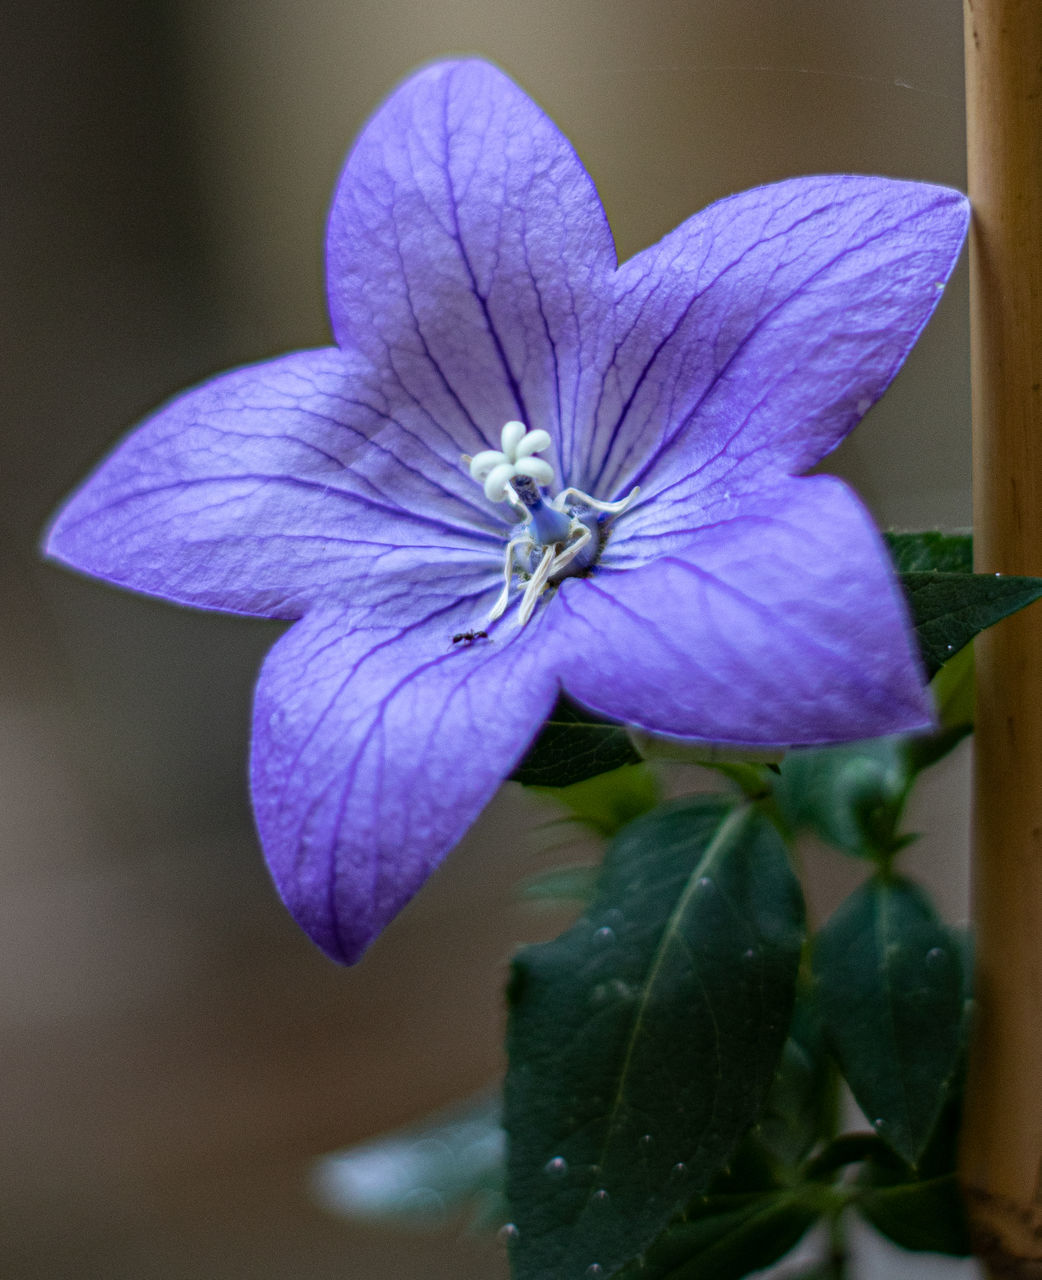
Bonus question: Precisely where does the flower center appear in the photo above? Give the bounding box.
[463,422,637,626]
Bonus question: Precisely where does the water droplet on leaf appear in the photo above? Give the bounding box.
[593,926,616,946]
[497,1223,520,1244]
[544,1156,568,1179]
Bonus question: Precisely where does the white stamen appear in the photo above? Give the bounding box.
[554,485,640,516]
[463,426,638,627]
[518,546,557,626]
[488,534,530,622]
[546,522,592,576]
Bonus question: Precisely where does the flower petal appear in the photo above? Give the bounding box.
[251,604,561,963]
[45,348,503,619]
[326,59,616,479]
[552,475,930,745]
[580,176,968,502]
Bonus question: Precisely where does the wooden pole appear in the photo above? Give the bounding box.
[961,2,1042,1274]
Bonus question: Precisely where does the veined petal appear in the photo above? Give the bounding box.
[326,59,616,480]
[251,604,561,964]
[552,475,931,746]
[581,176,968,502]
[45,348,503,620]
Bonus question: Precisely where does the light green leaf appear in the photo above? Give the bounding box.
[813,876,964,1165]
[505,798,805,1279]
[519,863,599,906]
[532,763,661,837]
[930,642,974,731]
[311,1093,503,1228]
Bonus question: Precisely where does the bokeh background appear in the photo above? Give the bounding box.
[4,1,976,1276]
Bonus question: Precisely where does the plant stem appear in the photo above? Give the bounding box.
[961,1,1042,1275]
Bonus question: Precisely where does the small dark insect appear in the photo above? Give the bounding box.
[452,629,489,646]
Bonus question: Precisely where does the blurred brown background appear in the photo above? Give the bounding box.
[4,1,973,1276]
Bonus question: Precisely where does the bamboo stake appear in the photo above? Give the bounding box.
[961,2,1042,1275]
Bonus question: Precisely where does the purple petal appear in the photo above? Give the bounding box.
[326,59,616,481]
[552,475,930,745]
[45,348,504,619]
[251,604,561,963]
[579,177,968,502]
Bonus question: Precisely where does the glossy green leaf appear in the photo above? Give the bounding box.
[505,798,805,1279]
[513,695,639,787]
[885,531,972,574]
[614,1189,821,1280]
[885,530,1042,675]
[813,876,964,1165]
[899,570,1042,676]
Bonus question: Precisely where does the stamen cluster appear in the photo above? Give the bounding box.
[466,422,637,626]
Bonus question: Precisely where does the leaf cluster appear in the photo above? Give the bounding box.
[322,534,1041,1278]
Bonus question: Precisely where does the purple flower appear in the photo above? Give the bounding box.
[45,59,969,964]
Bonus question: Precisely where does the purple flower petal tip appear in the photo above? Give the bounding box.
[44,58,968,961]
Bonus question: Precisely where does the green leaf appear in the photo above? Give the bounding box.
[773,736,912,860]
[885,530,1042,675]
[614,1189,821,1280]
[929,642,975,731]
[852,1096,968,1253]
[505,798,805,1279]
[533,763,661,837]
[899,571,1042,677]
[752,986,832,1172]
[857,1173,970,1256]
[812,876,964,1166]
[513,695,640,787]
[311,1092,503,1228]
[885,531,972,574]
